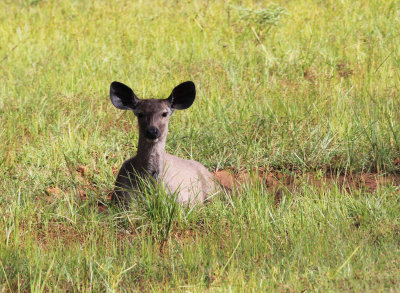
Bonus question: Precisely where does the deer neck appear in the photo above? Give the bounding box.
[136,135,167,178]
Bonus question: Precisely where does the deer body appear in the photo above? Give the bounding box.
[110,81,217,205]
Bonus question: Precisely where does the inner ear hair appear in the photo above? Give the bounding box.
[110,81,139,110]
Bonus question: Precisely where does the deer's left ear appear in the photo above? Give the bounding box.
[166,81,196,110]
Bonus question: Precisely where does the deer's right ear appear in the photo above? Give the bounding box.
[110,81,139,110]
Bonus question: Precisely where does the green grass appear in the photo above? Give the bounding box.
[0,0,399,291]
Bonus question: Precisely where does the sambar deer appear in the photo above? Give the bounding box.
[110,81,217,205]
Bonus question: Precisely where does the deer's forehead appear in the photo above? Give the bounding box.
[136,99,170,113]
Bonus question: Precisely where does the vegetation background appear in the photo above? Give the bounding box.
[0,0,399,291]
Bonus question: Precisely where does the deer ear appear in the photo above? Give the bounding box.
[167,81,196,110]
[110,81,139,110]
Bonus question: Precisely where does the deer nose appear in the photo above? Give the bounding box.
[145,127,160,140]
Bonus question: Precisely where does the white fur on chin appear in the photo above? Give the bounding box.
[146,138,159,143]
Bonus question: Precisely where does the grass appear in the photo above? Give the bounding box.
[0,0,399,291]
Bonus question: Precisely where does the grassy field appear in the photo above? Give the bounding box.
[1,0,400,291]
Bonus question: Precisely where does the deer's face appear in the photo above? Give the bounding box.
[133,99,173,142]
[110,80,196,143]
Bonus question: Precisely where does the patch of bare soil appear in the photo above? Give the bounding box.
[214,168,400,202]
[336,62,353,78]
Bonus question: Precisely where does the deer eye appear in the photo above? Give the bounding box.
[162,112,168,117]
[137,113,144,118]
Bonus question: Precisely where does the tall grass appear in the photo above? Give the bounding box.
[0,0,399,291]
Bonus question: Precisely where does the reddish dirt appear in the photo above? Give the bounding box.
[303,67,317,83]
[112,166,119,175]
[337,62,353,78]
[214,168,400,206]
[45,187,61,197]
[76,165,87,177]
[213,168,400,194]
